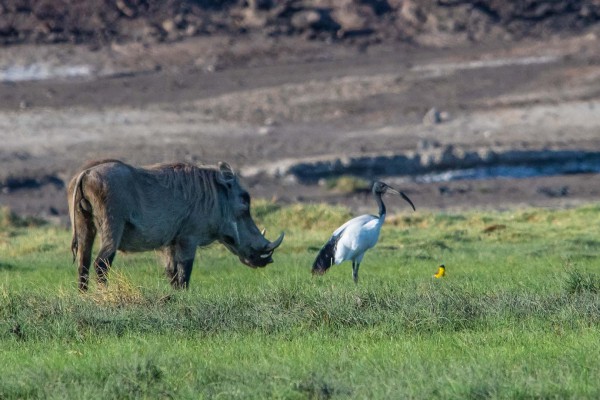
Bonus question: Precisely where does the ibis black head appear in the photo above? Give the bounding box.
[372,181,392,195]
[372,181,416,211]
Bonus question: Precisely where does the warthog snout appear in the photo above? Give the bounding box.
[239,232,285,268]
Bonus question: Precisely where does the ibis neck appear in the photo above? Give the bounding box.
[375,192,386,218]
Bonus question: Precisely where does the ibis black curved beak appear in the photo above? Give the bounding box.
[387,187,416,211]
[400,192,416,211]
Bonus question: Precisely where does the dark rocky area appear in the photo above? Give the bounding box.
[0,0,599,47]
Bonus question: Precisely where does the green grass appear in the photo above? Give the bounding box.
[0,203,599,399]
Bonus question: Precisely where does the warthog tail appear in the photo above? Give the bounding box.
[70,169,89,263]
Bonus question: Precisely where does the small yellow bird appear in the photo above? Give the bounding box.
[433,264,446,278]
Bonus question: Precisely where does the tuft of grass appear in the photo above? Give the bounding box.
[0,206,46,230]
[323,175,371,193]
[564,267,599,295]
[85,271,145,307]
[250,199,282,220]
[255,202,353,232]
[294,373,342,399]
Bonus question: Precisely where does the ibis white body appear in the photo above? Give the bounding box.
[332,214,384,267]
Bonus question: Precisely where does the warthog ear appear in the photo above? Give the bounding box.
[217,162,236,185]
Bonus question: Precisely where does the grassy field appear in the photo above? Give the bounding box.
[0,202,599,399]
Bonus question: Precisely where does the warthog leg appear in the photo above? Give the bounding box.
[166,256,194,289]
[166,238,196,289]
[94,248,117,286]
[164,246,178,285]
[75,213,96,292]
[93,219,124,286]
[164,246,193,289]
[174,259,194,289]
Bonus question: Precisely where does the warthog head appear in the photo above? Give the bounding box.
[215,163,284,267]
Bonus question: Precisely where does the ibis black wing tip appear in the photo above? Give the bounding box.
[311,236,337,275]
[311,252,334,275]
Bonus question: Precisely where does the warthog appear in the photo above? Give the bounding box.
[68,159,284,290]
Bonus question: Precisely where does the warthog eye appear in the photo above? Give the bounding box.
[241,192,250,206]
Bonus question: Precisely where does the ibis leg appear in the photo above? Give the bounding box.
[352,262,360,284]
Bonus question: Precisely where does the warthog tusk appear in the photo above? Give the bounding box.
[261,228,266,236]
[265,232,285,251]
[260,252,272,259]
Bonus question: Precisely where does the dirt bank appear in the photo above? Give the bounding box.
[1,3,600,222]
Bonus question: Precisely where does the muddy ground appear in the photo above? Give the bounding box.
[1,29,600,224]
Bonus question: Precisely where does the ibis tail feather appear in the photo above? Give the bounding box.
[312,236,338,275]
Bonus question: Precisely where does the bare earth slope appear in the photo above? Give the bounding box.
[0,1,600,221]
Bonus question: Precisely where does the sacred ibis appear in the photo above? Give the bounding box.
[312,181,416,283]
